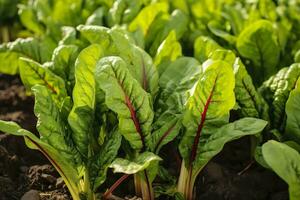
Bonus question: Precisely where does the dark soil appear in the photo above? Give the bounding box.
[0,74,289,200]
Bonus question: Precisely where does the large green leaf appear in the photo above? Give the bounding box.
[234,58,270,120]
[236,20,280,84]
[68,44,106,157]
[33,85,78,161]
[259,64,300,130]
[262,141,300,200]
[95,56,154,151]
[157,57,202,113]
[285,78,300,143]
[179,60,235,168]
[192,117,267,176]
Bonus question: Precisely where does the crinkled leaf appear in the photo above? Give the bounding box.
[259,64,300,130]
[95,56,154,151]
[89,130,122,190]
[234,58,269,120]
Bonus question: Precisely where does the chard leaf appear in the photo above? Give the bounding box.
[194,36,222,63]
[0,120,80,199]
[259,64,300,130]
[32,85,78,161]
[157,57,201,112]
[151,111,182,153]
[149,9,188,55]
[110,152,161,174]
[234,58,270,120]
[262,141,300,200]
[19,58,67,101]
[51,44,79,92]
[78,26,159,97]
[179,60,235,171]
[192,117,267,176]
[107,0,144,26]
[236,20,280,84]
[95,56,154,151]
[128,2,169,36]
[154,30,182,68]
[285,78,300,143]
[68,44,106,157]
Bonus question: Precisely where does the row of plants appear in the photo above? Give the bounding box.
[0,0,300,199]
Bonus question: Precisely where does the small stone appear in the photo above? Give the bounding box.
[56,177,65,188]
[21,190,40,200]
[41,174,56,184]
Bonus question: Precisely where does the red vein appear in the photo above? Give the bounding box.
[123,88,145,148]
[154,124,176,152]
[189,78,217,164]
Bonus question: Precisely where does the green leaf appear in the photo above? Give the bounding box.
[154,30,182,68]
[95,56,154,151]
[0,37,56,75]
[157,57,201,112]
[193,117,267,175]
[234,58,270,120]
[207,20,237,44]
[262,141,300,200]
[285,78,300,143]
[236,20,280,84]
[151,111,182,153]
[0,120,81,200]
[179,60,236,168]
[110,152,162,174]
[148,9,189,55]
[89,130,122,190]
[128,2,169,36]
[259,64,300,130]
[51,44,79,93]
[19,58,67,101]
[194,36,222,63]
[68,44,106,157]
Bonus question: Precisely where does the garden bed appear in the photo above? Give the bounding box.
[0,75,288,200]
